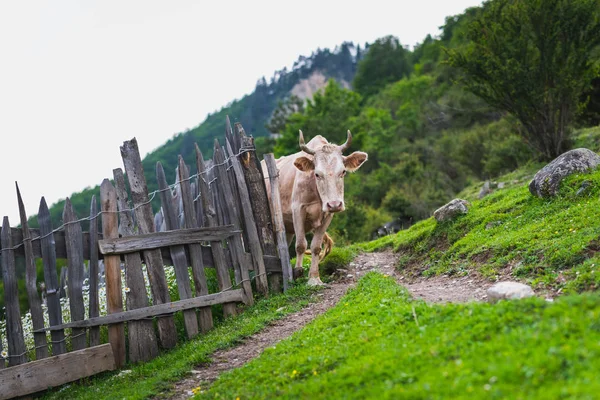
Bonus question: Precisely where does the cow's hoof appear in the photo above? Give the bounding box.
[307,277,325,286]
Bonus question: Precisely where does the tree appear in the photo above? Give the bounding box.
[447,0,600,160]
[352,35,412,100]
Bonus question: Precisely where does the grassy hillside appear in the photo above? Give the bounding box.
[199,274,600,399]
[36,149,600,398]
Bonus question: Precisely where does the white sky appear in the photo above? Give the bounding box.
[0,0,482,225]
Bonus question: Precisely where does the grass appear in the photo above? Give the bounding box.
[39,282,325,400]
[197,273,600,399]
[352,166,600,293]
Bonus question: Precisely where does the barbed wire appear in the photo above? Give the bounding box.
[0,147,253,254]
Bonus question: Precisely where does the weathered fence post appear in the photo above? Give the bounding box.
[121,138,178,349]
[88,195,101,347]
[62,199,87,351]
[100,179,126,368]
[113,168,159,362]
[226,139,269,296]
[156,162,199,338]
[195,144,237,317]
[235,123,281,292]
[1,217,27,366]
[214,141,254,305]
[16,183,48,359]
[38,197,66,355]
[264,154,293,290]
[177,157,214,332]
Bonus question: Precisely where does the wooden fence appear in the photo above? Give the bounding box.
[0,118,292,399]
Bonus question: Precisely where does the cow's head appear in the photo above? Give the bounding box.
[294,130,368,213]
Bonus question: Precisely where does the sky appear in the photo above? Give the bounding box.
[0,0,483,225]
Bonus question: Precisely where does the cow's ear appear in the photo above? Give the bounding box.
[294,156,315,171]
[343,151,368,172]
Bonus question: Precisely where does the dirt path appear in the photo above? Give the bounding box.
[162,249,493,399]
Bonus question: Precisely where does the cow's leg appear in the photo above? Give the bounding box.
[307,215,333,286]
[292,208,307,275]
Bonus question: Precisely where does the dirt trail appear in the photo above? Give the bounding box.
[161,249,493,399]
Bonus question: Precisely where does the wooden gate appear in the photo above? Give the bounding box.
[0,118,292,399]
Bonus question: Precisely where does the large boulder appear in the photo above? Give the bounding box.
[487,281,534,303]
[529,148,600,198]
[433,199,470,222]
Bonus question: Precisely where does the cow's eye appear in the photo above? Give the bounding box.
[315,172,321,179]
[341,170,347,177]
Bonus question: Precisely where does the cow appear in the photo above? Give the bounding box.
[262,130,368,286]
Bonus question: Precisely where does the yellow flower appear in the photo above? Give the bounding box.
[191,386,202,394]
[313,370,318,375]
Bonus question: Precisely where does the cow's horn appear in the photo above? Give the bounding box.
[299,130,315,155]
[339,130,352,152]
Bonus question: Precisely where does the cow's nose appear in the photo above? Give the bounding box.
[327,201,343,212]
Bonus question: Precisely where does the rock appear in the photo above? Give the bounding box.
[485,221,503,230]
[434,199,470,222]
[487,281,534,303]
[497,182,505,189]
[529,148,600,197]
[478,181,491,199]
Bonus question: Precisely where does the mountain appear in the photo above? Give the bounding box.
[28,42,363,230]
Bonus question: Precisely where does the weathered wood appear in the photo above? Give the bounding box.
[100,179,126,368]
[35,290,244,332]
[16,183,48,359]
[4,228,102,261]
[1,217,27,366]
[98,226,237,255]
[62,198,87,351]
[237,126,280,293]
[58,266,67,298]
[214,140,253,305]
[196,143,237,317]
[226,138,269,295]
[264,154,293,290]
[114,168,159,363]
[88,195,101,347]
[0,344,116,400]
[0,326,4,369]
[157,162,199,339]
[178,156,213,332]
[121,138,178,349]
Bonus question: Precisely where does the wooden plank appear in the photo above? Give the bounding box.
[120,138,178,349]
[98,226,237,255]
[1,217,27,366]
[114,168,159,363]
[5,228,101,261]
[156,161,199,339]
[100,179,127,368]
[88,195,101,347]
[0,344,116,400]
[16,183,48,359]
[214,140,253,305]
[237,126,281,292]
[226,138,269,295]
[35,290,245,332]
[264,154,293,290]
[39,197,66,355]
[62,198,87,351]
[195,143,237,317]
[58,266,67,299]
[0,323,4,369]
[178,156,213,332]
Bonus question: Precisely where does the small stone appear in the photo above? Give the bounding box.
[497,182,505,189]
[347,274,353,278]
[487,281,534,303]
[433,199,470,222]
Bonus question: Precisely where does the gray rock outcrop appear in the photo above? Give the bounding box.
[529,148,600,197]
[487,281,534,303]
[433,199,470,222]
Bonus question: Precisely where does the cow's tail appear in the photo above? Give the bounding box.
[304,232,334,259]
